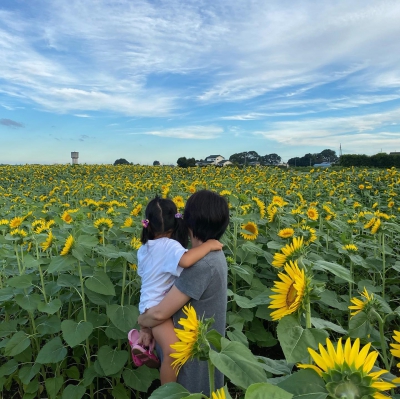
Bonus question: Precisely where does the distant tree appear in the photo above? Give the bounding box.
[153,160,160,166]
[113,158,130,165]
[177,157,196,168]
[288,149,338,166]
[320,149,338,163]
[229,151,259,165]
[187,158,196,167]
[259,153,281,165]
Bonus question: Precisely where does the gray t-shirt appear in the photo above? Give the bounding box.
[173,250,227,396]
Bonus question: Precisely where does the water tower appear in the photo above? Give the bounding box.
[71,152,79,165]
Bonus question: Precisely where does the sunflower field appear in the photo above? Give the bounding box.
[1,164,400,399]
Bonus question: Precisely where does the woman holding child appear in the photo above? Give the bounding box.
[136,190,229,395]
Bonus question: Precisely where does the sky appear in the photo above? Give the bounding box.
[1,0,400,165]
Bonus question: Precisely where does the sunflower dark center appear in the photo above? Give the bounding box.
[286,284,297,307]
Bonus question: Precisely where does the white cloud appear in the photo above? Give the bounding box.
[254,106,400,155]
[137,126,223,139]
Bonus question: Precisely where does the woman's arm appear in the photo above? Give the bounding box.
[138,286,191,328]
[179,239,223,268]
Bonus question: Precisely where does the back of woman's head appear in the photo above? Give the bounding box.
[184,190,229,242]
[141,197,188,247]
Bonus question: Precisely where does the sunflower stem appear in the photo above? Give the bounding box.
[373,309,390,372]
[305,298,312,364]
[14,244,22,275]
[349,260,353,314]
[121,260,127,307]
[207,358,215,395]
[381,232,386,300]
[36,241,48,304]
[232,215,238,312]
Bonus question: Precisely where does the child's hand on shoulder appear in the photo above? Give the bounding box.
[205,239,223,251]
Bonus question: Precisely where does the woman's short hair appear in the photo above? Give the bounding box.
[184,190,229,242]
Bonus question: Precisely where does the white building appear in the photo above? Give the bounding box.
[196,155,232,166]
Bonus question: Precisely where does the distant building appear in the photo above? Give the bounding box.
[197,155,223,166]
[71,152,79,165]
[217,159,233,167]
[389,152,400,155]
[313,162,331,168]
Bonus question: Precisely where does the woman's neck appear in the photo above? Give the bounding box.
[190,235,204,248]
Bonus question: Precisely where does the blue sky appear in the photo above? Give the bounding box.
[1,1,400,165]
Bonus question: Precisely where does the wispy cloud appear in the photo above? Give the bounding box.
[137,126,223,140]
[74,114,91,118]
[0,118,24,128]
[254,106,400,154]
[2,1,400,115]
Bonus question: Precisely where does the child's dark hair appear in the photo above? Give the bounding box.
[141,197,188,248]
[184,190,229,242]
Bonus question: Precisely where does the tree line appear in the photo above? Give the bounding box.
[287,149,338,167]
[340,153,400,168]
[114,149,340,168]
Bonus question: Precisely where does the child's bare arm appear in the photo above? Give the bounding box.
[178,239,223,268]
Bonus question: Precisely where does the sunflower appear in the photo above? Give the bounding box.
[272,236,305,268]
[267,203,278,222]
[342,244,358,252]
[172,195,185,210]
[211,387,226,399]
[94,217,113,231]
[162,186,170,198]
[10,228,28,239]
[390,331,400,383]
[269,260,307,321]
[307,207,319,221]
[60,235,74,256]
[131,204,142,217]
[240,204,251,215]
[364,217,376,229]
[272,196,288,207]
[240,221,258,240]
[0,219,9,226]
[349,287,374,317]
[278,228,294,239]
[252,197,266,218]
[122,217,133,228]
[41,231,55,251]
[61,211,73,224]
[129,263,137,271]
[388,201,394,208]
[130,237,142,250]
[298,337,395,399]
[170,304,200,373]
[219,190,231,196]
[10,216,24,229]
[298,224,317,245]
[370,218,381,234]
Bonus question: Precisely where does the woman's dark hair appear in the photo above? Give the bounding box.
[184,190,229,242]
[141,197,188,247]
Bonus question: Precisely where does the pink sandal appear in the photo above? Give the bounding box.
[128,329,160,369]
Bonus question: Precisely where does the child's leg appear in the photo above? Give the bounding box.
[152,318,178,384]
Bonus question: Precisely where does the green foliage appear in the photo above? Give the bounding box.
[113,158,131,165]
[177,157,196,167]
[340,152,400,167]
[1,164,399,398]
